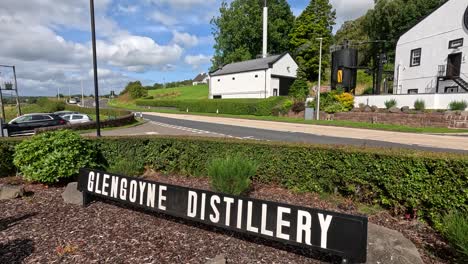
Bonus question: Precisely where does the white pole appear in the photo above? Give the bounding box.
[316,38,323,121]
[81,79,84,106]
[262,0,268,58]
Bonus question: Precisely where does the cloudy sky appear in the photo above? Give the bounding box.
[0,0,373,96]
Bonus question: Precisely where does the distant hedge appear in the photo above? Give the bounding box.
[64,105,131,118]
[135,97,286,116]
[2,136,467,227]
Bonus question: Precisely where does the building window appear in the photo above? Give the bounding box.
[255,75,258,78]
[232,77,235,80]
[445,86,458,93]
[213,95,222,99]
[449,38,464,49]
[217,79,220,82]
[273,89,278,96]
[408,89,418,94]
[410,48,421,67]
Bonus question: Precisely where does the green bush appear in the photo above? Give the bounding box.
[13,130,99,183]
[291,101,305,113]
[289,79,309,99]
[324,102,347,113]
[0,141,16,177]
[128,85,148,99]
[449,100,468,111]
[65,105,130,118]
[414,99,425,111]
[442,212,468,258]
[136,97,286,116]
[384,99,397,109]
[37,98,65,112]
[208,154,256,195]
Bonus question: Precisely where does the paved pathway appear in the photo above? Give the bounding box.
[142,112,468,152]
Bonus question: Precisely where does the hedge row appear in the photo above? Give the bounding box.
[35,114,136,133]
[95,137,468,225]
[64,105,131,118]
[135,97,286,116]
[2,136,467,226]
[0,140,17,176]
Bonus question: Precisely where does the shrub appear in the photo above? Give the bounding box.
[107,159,145,177]
[208,154,256,195]
[0,141,16,177]
[37,98,65,112]
[362,87,373,95]
[324,102,347,113]
[449,100,468,111]
[334,92,354,111]
[136,97,286,116]
[414,99,426,111]
[289,79,309,99]
[291,101,305,113]
[442,212,468,258]
[128,85,148,99]
[384,99,397,109]
[13,130,99,183]
[273,99,293,115]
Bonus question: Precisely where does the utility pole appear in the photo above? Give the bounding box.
[0,72,5,123]
[12,66,21,115]
[316,38,323,121]
[81,79,84,106]
[90,0,101,137]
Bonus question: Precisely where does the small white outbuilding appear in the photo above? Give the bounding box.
[394,0,468,94]
[208,53,298,99]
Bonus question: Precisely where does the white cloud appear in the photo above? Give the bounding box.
[97,35,183,71]
[117,4,139,14]
[150,11,179,26]
[172,31,199,47]
[147,0,216,9]
[331,0,374,25]
[184,54,211,69]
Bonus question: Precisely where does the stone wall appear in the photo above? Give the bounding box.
[322,111,468,129]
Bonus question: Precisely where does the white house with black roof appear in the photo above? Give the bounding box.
[192,72,209,86]
[208,53,298,99]
[394,0,468,95]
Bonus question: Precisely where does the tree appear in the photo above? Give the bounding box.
[289,0,336,81]
[289,78,309,99]
[211,0,295,70]
[334,16,371,66]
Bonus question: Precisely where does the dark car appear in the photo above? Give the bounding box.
[6,113,68,136]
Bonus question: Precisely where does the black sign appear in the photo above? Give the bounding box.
[78,168,368,262]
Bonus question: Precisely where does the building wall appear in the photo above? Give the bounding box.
[394,0,468,94]
[209,70,270,99]
[271,53,298,78]
[355,93,468,109]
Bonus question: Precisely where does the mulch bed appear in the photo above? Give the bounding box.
[0,173,456,264]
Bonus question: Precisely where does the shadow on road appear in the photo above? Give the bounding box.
[0,239,34,264]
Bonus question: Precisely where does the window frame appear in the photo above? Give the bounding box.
[410,48,422,67]
[407,89,418,94]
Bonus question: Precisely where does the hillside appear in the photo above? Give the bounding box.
[148,85,208,100]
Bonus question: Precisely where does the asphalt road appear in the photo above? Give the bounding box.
[142,114,468,153]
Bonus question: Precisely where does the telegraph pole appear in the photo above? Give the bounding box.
[90,0,101,137]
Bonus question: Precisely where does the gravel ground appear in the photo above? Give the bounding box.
[0,173,455,264]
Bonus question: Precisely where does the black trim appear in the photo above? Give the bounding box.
[410,48,422,67]
[449,38,464,49]
[445,86,459,93]
[408,89,418,94]
[211,68,267,77]
[464,6,468,29]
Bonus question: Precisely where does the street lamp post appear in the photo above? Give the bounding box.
[316,37,323,121]
[90,0,101,137]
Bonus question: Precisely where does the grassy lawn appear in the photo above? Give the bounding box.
[107,101,468,134]
[148,84,208,100]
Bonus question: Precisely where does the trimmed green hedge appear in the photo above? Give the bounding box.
[0,139,17,177]
[64,105,131,118]
[2,136,467,227]
[135,97,286,116]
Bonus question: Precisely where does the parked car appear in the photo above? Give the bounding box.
[68,98,78,104]
[54,111,81,116]
[61,114,92,124]
[6,113,68,136]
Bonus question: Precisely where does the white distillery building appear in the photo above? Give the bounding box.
[394,0,468,94]
[208,53,298,99]
[356,0,468,109]
[192,73,209,86]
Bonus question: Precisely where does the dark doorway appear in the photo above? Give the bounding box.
[274,76,295,96]
[447,53,462,78]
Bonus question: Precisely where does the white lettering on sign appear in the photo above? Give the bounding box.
[223,197,234,226]
[187,191,197,218]
[138,181,146,205]
[129,180,137,203]
[200,193,206,220]
[210,195,221,223]
[102,174,110,196]
[296,210,312,245]
[147,183,156,208]
[120,178,127,201]
[87,171,95,191]
[246,201,258,233]
[237,199,243,229]
[260,203,273,237]
[110,176,118,198]
[95,173,101,194]
[277,206,291,240]
[158,185,167,210]
[318,213,333,249]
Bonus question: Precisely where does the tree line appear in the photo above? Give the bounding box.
[211,0,447,82]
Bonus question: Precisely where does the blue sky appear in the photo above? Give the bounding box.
[0,0,373,96]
